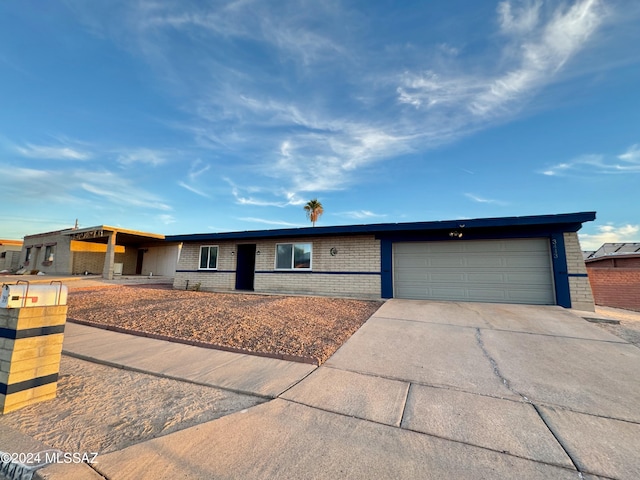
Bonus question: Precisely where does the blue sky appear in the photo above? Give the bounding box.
[1,0,639,250]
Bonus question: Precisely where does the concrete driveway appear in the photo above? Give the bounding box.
[92,300,640,479]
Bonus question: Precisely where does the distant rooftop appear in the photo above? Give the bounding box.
[584,243,640,260]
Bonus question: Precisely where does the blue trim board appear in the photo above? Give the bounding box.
[1,373,59,395]
[255,271,380,275]
[0,325,65,340]
[177,269,380,275]
[550,233,571,308]
[380,239,393,299]
[167,212,596,242]
[176,269,235,273]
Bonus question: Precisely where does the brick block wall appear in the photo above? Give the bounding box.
[72,252,107,275]
[173,235,381,298]
[564,232,595,311]
[587,257,640,268]
[0,305,67,414]
[587,267,640,312]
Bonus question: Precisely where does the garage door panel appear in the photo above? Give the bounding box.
[394,239,555,305]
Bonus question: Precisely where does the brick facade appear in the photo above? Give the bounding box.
[174,235,381,298]
[564,232,595,311]
[586,256,640,312]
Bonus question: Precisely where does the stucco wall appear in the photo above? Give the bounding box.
[21,232,73,275]
[0,246,22,272]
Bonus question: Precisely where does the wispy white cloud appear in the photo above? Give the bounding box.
[117,148,167,166]
[237,217,306,227]
[397,0,605,121]
[66,0,614,210]
[579,224,640,250]
[80,171,172,211]
[178,160,213,198]
[338,210,387,220]
[618,144,640,163]
[498,0,542,35]
[177,181,211,199]
[0,163,171,212]
[14,143,91,160]
[541,144,640,176]
[158,214,176,225]
[465,193,509,206]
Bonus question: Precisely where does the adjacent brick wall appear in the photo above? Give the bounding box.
[587,257,640,312]
[173,235,381,298]
[564,232,595,311]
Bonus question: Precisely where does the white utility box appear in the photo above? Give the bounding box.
[0,284,68,308]
[113,263,124,276]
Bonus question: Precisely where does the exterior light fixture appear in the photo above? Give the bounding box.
[330,247,338,256]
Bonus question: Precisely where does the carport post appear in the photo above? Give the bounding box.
[102,231,117,280]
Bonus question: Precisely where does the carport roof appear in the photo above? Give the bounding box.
[167,211,596,242]
[62,225,165,245]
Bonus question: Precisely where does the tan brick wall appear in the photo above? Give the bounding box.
[72,252,107,274]
[173,235,381,298]
[564,232,595,311]
[0,305,66,414]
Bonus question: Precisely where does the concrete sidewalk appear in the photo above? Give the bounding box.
[24,301,640,479]
[63,322,316,398]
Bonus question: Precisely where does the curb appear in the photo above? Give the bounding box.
[66,318,319,366]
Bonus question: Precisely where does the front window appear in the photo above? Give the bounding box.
[45,245,55,262]
[199,245,218,270]
[275,243,312,269]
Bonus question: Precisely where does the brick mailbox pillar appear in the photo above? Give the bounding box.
[0,282,68,414]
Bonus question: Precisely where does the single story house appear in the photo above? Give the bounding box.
[0,239,23,272]
[167,211,596,311]
[585,243,640,312]
[19,225,179,279]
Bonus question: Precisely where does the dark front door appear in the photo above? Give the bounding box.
[235,244,256,291]
[136,249,144,275]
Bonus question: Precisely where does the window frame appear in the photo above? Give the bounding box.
[275,242,312,270]
[44,245,55,262]
[198,245,219,270]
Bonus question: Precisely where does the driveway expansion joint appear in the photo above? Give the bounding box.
[279,397,581,473]
[474,328,589,477]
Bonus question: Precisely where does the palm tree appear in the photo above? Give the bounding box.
[304,199,324,227]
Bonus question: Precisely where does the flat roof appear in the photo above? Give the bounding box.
[0,239,23,246]
[167,211,596,242]
[63,225,165,240]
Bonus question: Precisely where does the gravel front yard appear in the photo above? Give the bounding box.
[67,285,383,364]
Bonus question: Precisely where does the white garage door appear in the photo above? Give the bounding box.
[393,238,555,305]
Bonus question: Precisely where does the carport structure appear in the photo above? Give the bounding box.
[20,225,177,279]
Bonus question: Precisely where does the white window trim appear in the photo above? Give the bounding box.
[274,242,312,270]
[198,245,219,270]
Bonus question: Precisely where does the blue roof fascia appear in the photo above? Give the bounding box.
[166,212,596,243]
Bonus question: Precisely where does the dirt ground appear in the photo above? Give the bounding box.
[0,356,264,455]
[587,305,640,348]
[66,285,384,365]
